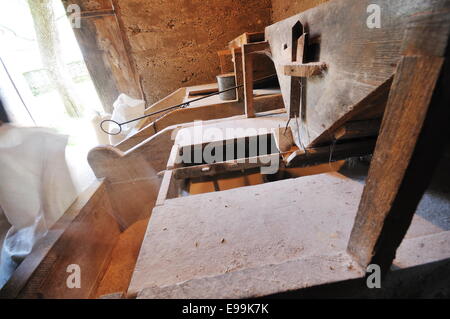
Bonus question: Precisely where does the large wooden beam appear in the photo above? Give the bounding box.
[347,55,450,273]
[242,42,270,118]
[61,0,142,112]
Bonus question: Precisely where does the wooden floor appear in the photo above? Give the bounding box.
[127,170,448,298]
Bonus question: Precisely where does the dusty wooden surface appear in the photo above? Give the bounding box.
[127,172,444,297]
[88,127,175,229]
[116,93,284,152]
[1,180,121,299]
[265,0,450,146]
[347,57,450,271]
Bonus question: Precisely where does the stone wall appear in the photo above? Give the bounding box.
[115,0,272,104]
[271,0,330,22]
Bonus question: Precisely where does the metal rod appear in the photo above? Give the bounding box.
[101,84,243,135]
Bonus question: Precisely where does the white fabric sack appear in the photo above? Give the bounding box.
[0,124,77,288]
[109,94,145,145]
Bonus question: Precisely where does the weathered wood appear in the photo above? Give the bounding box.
[0,180,121,299]
[242,41,272,118]
[334,119,381,141]
[116,94,284,152]
[285,139,376,167]
[127,173,368,297]
[155,170,174,207]
[187,84,218,97]
[242,45,255,118]
[135,88,187,130]
[284,62,327,77]
[217,49,234,74]
[228,32,265,50]
[88,128,175,228]
[273,126,294,152]
[172,154,281,180]
[347,55,450,273]
[0,180,106,298]
[232,48,245,102]
[265,0,450,146]
[62,0,142,113]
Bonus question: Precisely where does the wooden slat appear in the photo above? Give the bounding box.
[0,180,106,298]
[334,119,381,141]
[0,180,122,299]
[62,0,142,113]
[232,48,245,101]
[347,55,450,273]
[172,154,280,180]
[217,49,234,74]
[283,62,327,77]
[242,45,255,118]
[286,139,376,167]
[265,0,450,146]
[117,94,285,152]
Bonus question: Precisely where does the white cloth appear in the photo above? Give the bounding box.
[0,124,77,288]
[109,94,145,145]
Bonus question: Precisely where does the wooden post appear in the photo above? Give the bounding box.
[232,48,244,102]
[242,45,255,118]
[242,41,270,118]
[347,55,450,273]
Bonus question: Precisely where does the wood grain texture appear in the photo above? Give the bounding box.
[1,180,121,299]
[347,56,450,272]
[62,0,142,113]
[286,139,376,167]
[242,46,255,118]
[88,128,176,229]
[115,94,284,152]
[127,173,368,297]
[265,0,450,147]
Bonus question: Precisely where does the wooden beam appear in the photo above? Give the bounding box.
[242,45,255,118]
[283,62,327,77]
[285,139,376,168]
[347,55,450,273]
[172,154,280,180]
[232,48,244,102]
[0,180,122,299]
[242,42,270,118]
[334,119,381,141]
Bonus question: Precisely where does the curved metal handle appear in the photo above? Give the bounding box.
[100,119,122,135]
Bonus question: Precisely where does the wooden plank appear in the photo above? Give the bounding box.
[62,0,142,113]
[155,170,174,207]
[0,180,105,298]
[334,119,381,141]
[217,49,234,74]
[172,154,280,180]
[232,48,244,101]
[127,173,368,297]
[1,180,122,299]
[347,55,450,273]
[284,62,327,77]
[265,0,450,146]
[241,42,271,118]
[88,129,174,228]
[273,126,294,152]
[135,87,187,131]
[228,32,265,50]
[285,139,376,167]
[242,45,255,118]
[117,94,285,152]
